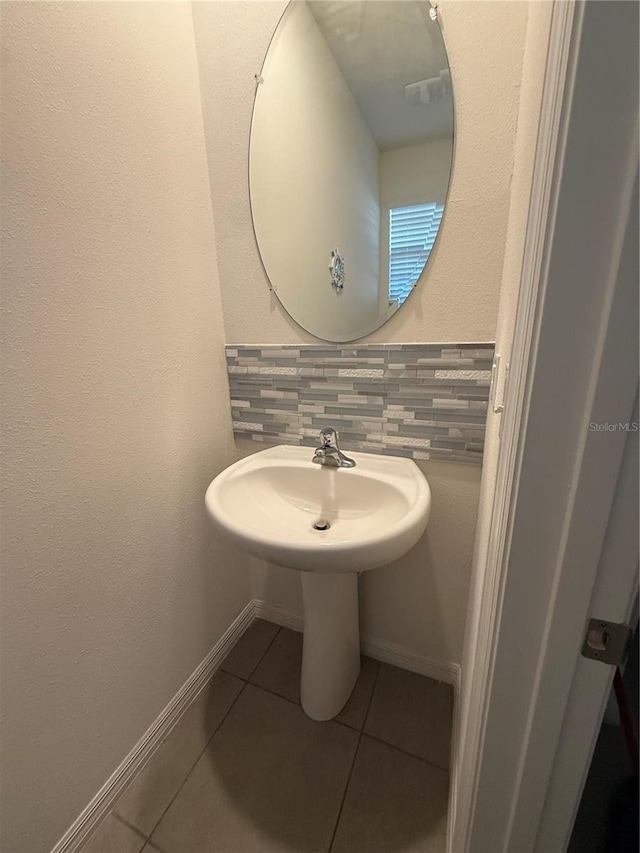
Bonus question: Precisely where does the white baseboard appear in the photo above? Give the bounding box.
[447,670,462,853]
[253,598,459,685]
[53,598,461,853]
[51,600,255,853]
[361,637,459,685]
[253,600,304,633]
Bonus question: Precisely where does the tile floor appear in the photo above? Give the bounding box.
[82,620,453,853]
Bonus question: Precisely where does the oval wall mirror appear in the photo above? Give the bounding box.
[249,0,454,342]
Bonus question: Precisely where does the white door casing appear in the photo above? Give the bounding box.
[454,1,639,851]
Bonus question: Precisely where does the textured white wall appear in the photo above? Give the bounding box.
[194,0,536,669]
[0,4,251,851]
[250,1,381,341]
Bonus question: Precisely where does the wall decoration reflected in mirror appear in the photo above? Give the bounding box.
[249,0,454,342]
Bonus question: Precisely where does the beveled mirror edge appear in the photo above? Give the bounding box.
[247,0,457,344]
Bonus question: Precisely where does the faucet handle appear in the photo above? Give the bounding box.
[319,427,338,447]
[313,426,356,468]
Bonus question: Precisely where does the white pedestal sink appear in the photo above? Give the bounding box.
[205,445,431,721]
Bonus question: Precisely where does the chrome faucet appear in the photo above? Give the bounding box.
[312,427,356,468]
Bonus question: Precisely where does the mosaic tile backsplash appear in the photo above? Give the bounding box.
[226,343,496,465]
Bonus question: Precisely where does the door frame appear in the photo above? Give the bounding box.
[452,1,639,850]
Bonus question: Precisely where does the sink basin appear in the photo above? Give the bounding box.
[205,443,431,721]
[205,445,431,573]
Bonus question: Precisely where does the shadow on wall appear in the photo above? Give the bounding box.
[359,458,479,664]
[360,532,447,659]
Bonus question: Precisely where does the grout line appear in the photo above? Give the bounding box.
[359,661,452,772]
[241,677,421,750]
[328,664,381,852]
[218,666,246,682]
[237,656,451,773]
[360,661,379,733]
[139,840,165,853]
[246,624,282,681]
[218,623,282,685]
[360,661,381,734]
[112,624,453,852]
[110,813,150,845]
[360,732,451,774]
[142,678,250,847]
[334,716,360,733]
[139,623,282,846]
[246,680,301,708]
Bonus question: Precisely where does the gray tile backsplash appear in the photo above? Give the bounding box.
[226,343,495,465]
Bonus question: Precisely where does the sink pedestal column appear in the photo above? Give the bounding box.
[300,571,360,721]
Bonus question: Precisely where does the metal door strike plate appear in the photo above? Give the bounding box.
[581,618,632,665]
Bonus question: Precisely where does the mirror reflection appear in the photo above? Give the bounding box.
[250,0,454,341]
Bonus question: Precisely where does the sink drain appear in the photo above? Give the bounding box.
[312,519,331,531]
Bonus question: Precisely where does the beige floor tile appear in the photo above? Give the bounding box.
[220,618,280,680]
[336,657,379,731]
[151,684,359,853]
[114,671,243,836]
[331,736,449,853]
[364,664,453,768]
[250,627,302,703]
[81,814,146,853]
